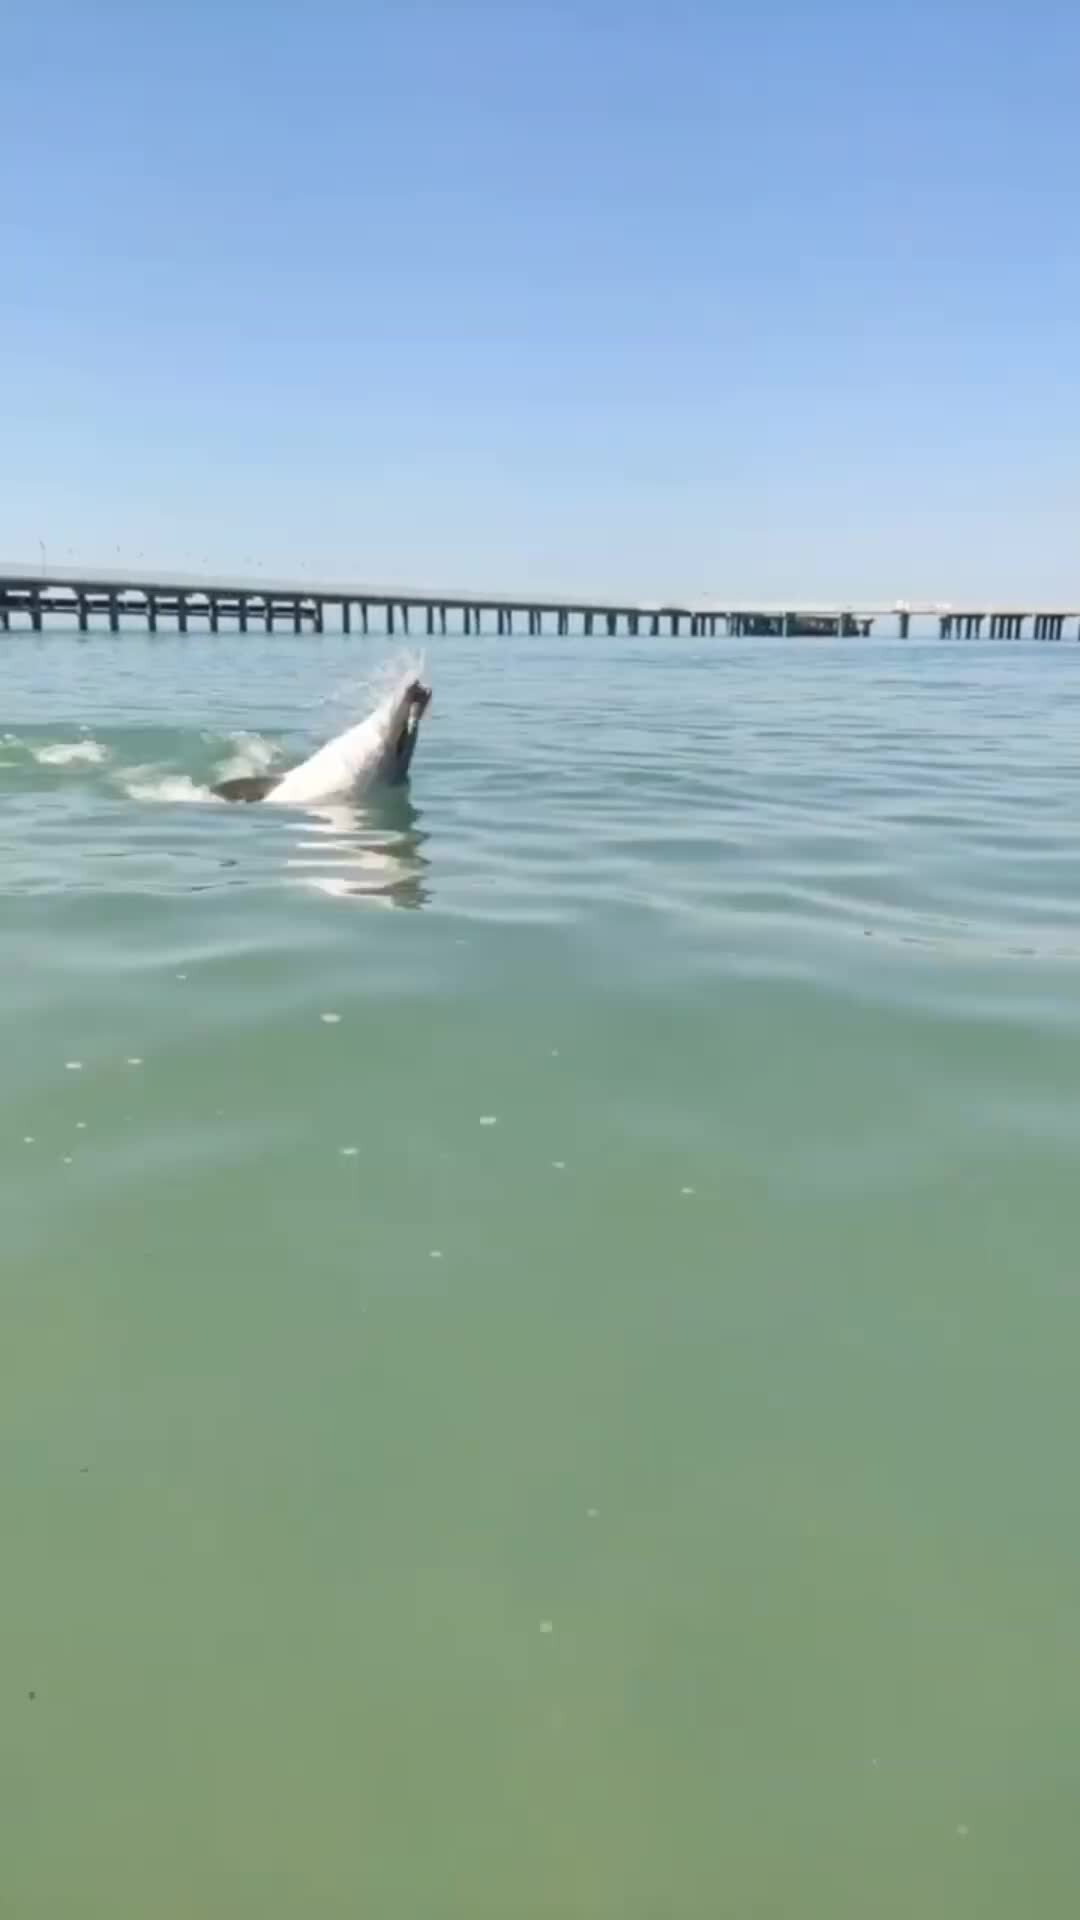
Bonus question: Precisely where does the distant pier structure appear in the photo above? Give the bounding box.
[1,565,1078,641]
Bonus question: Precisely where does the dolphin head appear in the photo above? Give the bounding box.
[386,677,432,784]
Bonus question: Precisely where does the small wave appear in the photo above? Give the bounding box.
[33,740,110,766]
[123,774,215,804]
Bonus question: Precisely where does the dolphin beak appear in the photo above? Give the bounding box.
[393,682,431,775]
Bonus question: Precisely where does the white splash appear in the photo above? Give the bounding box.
[214,731,281,782]
[123,774,215,804]
[34,740,110,766]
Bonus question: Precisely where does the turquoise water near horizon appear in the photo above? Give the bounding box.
[4,629,1080,1917]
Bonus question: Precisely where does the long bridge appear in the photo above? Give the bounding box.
[1,563,1078,642]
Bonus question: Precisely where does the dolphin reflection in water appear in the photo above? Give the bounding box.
[284,790,430,909]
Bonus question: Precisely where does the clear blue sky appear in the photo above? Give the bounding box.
[4,0,1078,599]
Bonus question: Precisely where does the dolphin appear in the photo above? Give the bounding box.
[213,674,432,805]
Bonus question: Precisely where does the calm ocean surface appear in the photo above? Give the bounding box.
[4,629,1080,1917]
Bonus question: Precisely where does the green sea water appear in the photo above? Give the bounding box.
[4,628,1080,1917]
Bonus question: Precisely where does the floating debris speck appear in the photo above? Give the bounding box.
[586,1507,599,1519]
[539,1620,554,1635]
[65,1061,83,1072]
[479,1115,498,1127]
[339,1146,359,1158]
[320,1012,342,1025]
[430,1249,443,1260]
[681,1186,695,1197]
[552,1160,566,1170]
[126,1057,143,1068]
[23,1136,35,1146]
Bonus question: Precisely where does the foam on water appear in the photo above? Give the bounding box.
[121,772,216,804]
[32,739,110,766]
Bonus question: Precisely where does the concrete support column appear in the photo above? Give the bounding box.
[264,599,273,634]
[426,605,434,636]
[209,596,220,634]
[78,594,89,633]
[387,604,395,635]
[147,593,158,634]
[293,600,303,635]
[342,600,351,634]
[361,603,369,634]
[108,593,119,634]
[439,606,446,634]
[314,601,324,635]
[238,597,248,633]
